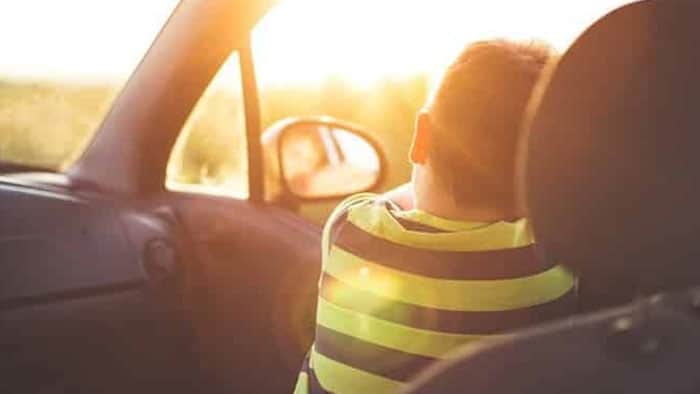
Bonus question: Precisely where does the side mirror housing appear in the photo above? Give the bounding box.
[262,116,385,206]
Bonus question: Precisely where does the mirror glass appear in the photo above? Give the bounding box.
[280,123,380,199]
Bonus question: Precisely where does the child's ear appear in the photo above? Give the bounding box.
[410,112,432,164]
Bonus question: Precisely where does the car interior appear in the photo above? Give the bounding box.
[1,0,699,393]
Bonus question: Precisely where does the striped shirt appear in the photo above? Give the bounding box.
[295,194,576,394]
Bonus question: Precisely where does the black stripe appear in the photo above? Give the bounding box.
[321,273,576,335]
[392,217,450,233]
[315,325,437,382]
[300,353,332,394]
[326,212,350,252]
[334,221,552,280]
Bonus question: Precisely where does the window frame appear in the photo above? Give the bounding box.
[165,40,264,202]
[238,41,264,203]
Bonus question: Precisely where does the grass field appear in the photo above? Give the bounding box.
[0,76,429,220]
[0,80,118,169]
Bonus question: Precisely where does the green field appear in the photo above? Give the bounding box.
[0,77,428,220]
[0,80,118,169]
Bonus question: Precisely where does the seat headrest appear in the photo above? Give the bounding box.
[524,0,700,299]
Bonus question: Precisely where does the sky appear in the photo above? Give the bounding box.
[0,0,630,86]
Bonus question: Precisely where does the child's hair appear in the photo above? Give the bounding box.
[426,39,554,211]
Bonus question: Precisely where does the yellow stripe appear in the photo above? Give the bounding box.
[347,203,534,251]
[322,193,379,265]
[325,247,575,311]
[311,347,403,393]
[293,372,309,394]
[317,297,488,358]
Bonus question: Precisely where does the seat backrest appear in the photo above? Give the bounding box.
[523,0,700,311]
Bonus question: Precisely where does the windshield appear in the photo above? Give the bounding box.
[0,0,179,170]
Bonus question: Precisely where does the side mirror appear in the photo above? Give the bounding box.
[262,117,385,204]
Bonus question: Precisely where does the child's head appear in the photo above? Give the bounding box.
[411,40,554,214]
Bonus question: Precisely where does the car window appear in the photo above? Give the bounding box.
[251,0,626,155]
[250,0,629,221]
[166,52,249,199]
[0,0,179,170]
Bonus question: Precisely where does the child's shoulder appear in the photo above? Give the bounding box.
[321,193,398,259]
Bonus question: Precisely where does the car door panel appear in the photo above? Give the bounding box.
[164,191,322,393]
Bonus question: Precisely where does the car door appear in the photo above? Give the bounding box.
[159,49,325,393]
[159,38,387,391]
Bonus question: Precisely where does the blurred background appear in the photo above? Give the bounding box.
[0,0,627,219]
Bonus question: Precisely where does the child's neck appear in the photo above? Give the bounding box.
[415,196,515,223]
[413,175,517,223]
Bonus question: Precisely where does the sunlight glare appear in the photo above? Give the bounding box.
[0,0,179,82]
[0,0,629,86]
[253,0,629,87]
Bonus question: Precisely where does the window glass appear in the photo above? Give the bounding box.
[0,0,179,170]
[166,52,249,199]
[251,0,631,222]
[251,0,629,190]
